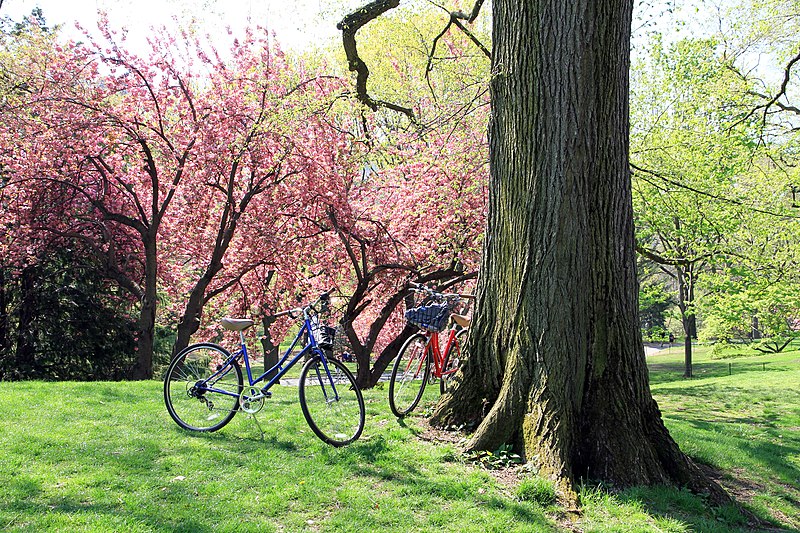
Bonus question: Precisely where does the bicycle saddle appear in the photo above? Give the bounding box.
[220,317,254,331]
[451,313,471,328]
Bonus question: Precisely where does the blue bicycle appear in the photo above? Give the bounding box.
[163,290,365,446]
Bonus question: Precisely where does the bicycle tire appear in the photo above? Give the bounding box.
[164,342,243,432]
[298,355,365,447]
[388,333,431,418]
[440,329,467,395]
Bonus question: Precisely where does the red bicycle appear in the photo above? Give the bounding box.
[388,282,474,418]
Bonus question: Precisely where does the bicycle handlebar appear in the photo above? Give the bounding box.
[408,282,474,301]
[274,288,336,319]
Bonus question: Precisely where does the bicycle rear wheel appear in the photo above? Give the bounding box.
[298,355,365,447]
[440,328,467,394]
[388,333,431,418]
[164,343,243,432]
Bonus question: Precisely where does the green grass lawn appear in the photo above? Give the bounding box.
[0,347,798,532]
[646,344,800,532]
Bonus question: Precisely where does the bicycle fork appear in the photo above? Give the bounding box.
[313,358,341,404]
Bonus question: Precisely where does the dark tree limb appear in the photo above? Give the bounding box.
[425,1,490,98]
[337,0,416,120]
[726,51,800,136]
[759,49,800,123]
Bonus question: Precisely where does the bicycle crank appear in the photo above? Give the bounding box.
[239,387,266,414]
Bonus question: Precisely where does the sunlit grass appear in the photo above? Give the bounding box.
[649,357,800,532]
[0,381,557,532]
[0,348,798,531]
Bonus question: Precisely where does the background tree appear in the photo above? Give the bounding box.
[630,36,760,376]
[0,11,138,379]
[158,29,356,358]
[0,245,136,380]
[0,19,214,378]
[637,258,675,343]
[697,188,800,352]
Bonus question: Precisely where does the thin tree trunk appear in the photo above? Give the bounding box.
[0,267,10,354]
[14,265,37,377]
[432,0,729,505]
[172,264,222,357]
[130,236,157,379]
[676,265,694,377]
[171,197,249,357]
[365,324,418,387]
[260,314,280,380]
[684,336,693,378]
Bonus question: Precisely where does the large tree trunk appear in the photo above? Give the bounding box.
[432,0,728,504]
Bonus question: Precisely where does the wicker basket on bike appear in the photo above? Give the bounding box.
[404,291,460,333]
[305,291,336,350]
[310,320,337,349]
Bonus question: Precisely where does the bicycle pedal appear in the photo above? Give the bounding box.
[263,391,272,398]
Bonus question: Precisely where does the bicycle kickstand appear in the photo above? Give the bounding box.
[247,412,266,441]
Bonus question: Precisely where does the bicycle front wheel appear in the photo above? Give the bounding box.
[440,329,467,394]
[164,343,243,432]
[299,355,365,447]
[389,333,431,418]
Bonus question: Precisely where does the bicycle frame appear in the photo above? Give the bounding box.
[423,328,460,378]
[201,314,338,401]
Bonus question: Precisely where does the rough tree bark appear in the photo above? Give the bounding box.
[428,0,730,504]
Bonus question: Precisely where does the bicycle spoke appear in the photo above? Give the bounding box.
[299,356,365,446]
[164,343,243,432]
[389,333,430,417]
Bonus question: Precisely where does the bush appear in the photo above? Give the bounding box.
[0,247,136,380]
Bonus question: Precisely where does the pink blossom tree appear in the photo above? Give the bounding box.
[0,20,353,377]
[293,104,488,387]
[1,19,157,375]
[156,29,357,358]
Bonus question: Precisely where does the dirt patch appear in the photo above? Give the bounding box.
[415,418,527,488]
[416,418,466,445]
[699,464,765,500]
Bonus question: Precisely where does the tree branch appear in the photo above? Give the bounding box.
[337,0,416,120]
[424,0,490,100]
[631,162,800,220]
[763,49,800,121]
[452,0,485,23]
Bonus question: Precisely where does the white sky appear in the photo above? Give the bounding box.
[2,0,343,51]
[6,0,769,86]
[3,0,720,54]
